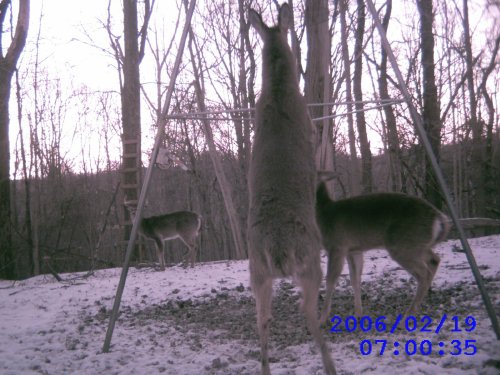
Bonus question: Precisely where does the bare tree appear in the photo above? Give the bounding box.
[303,0,333,176]
[460,0,500,217]
[338,0,359,195]
[0,0,29,279]
[186,11,246,260]
[353,0,372,193]
[377,0,404,192]
[200,0,256,246]
[15,68,35,273]
[417,0,442,208]
[478,34,500,217]
[105,0,153,258]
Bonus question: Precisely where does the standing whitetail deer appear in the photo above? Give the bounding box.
[315,180,450,323]
[247,4,336,375]
[124,202,201,271]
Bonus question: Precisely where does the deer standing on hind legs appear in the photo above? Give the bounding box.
[315,176,450,324]
[247,4,336,375]
[124,202,201,271]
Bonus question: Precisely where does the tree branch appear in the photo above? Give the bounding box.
[4,0,29,70]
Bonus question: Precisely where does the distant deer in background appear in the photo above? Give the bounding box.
[247,4,336,375]
[124,202,201,270]
[315,177,450,323]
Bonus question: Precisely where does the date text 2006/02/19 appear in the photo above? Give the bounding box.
[329,314,476,334]
[328,314,478,357]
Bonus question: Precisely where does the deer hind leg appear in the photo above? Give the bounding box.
[297,262,337,375]
[347,251,364,317]
[188,244,196,268]
[250,271,273,375]
[320,249,346,324]
[154,238,165,271]
[179,237,196,268]
[391,248,440,316]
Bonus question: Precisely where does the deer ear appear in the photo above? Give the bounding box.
[248,9,265,38]
[278,3,292,32]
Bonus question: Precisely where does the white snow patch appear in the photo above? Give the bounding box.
[1,235,499,374]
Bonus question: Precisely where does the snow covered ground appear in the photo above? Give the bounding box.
[1,235,499,375]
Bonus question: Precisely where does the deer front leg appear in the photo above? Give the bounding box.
[320,249,346,324]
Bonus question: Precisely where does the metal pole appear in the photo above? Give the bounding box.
[365,0,500,339]
[102,0,197,353]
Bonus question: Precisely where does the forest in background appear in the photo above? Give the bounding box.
[0,0,499,279]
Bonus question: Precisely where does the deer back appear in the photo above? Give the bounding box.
[141,211,200,241]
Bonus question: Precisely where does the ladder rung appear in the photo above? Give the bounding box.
[122,138,140,145]
[121,184,138,190]
[121,168,140,173]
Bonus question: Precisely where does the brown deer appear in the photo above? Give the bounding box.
[124,202,201,270]
[247,4,336,375]
[315,179,450,323]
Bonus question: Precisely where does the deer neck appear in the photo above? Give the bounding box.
[261,40,299,100]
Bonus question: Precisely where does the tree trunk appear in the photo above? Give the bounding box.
[236,0,256,244]
[417,0,442,208]
[378,0,403,192]
[0,0,30,279]
[304,0,334,182]
[235,0,254,171]
[353,0,372,193]
[0,70,14,279]
[479,34,500,218]
[15,70,36,274]
[463,0,490,217]
[121,0,142,215]
[339,0,359,195]
[119,0,152,260]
